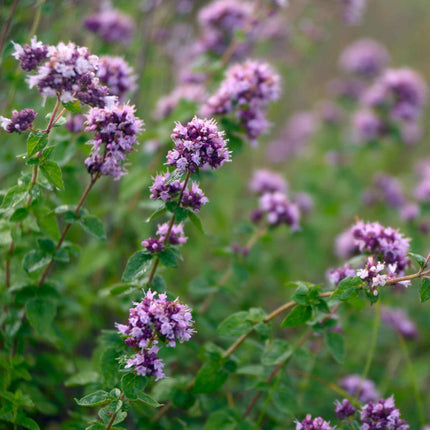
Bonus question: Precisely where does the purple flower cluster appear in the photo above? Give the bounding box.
[328,263,356,285]
[84,9,134,45]
[363,174,406,208]
[295,414,334,430]
[351,109,384,142]
[256,192,300,230]
[414,159,430,202]
[167,116,231,173]
[381,307,418,339]
[339,374,380,403]
[248,169,288,195]
[12,36,48,71]
[65,113,85,133]
[266,112,317,162]
[0,108,36,134]
[202,60,281,143]
[356,256,393,295]
[84,104,144,179]
[116,289,195,380]
[154,84,206,120]
[150,174,209,212]
[16,39,114,107]
[363,68,428,122]
[335,399,356,419]
[142,223,188,254]
[196,0,254,56]
[339,0,367,26]
[351,221,411,274]
[335,227,358,259]
[360,396,409,430]
[339,39,390,78]
[97,56,137,101]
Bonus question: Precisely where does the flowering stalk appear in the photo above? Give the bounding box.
[152,257,430,421]
[146,170,191,287]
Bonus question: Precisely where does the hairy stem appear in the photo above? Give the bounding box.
[105,392,125,430]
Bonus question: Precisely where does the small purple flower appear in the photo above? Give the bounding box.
[12,36,48,71]
[181,183,209,212]
[65,113,85,133]
[124,347,165,381]
[97,56,137,101]
[202,60,281,143]
[84,9,134,45]
[249,169,288,195]
[362,68,428,121]
[85,103,144,180]
[339,39,390,78]
[316,100,344,125]
[339,374,380,403]
[295,414,334,430]
[141,237,164,254]
[351,220,411,275]
[167,116,231,173]
[356,256,389,295]
[399,202,420,222]
[352,109,383,142]
[360,396,409,430]
[154,84,206,120]
[381,307,418,339]
[0,108,36,134]
[294,192,314,215]
[328,263,356,285]
[196,0,254,56]
[335,227,358,259]
[116,289,195,380]
[24,40,113,107]
[149,172,183,201]
[259,192,300,230]
[156,222,188,246]
[339,0,367,26]
[335,399,357,420]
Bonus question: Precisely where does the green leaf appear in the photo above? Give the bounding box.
[146,206,167,223]
[324,331,345,363]
[188,211,204,234]
[10,207,29,223]
[1,186,26,209]
[22,250,51,273]
[408,252,426,268]
[217,311,254,336]
[25,298,56,335]
[262,339,292,366]
[80,215,106,240]
[40,160,64,190]
[132,392,162,408]
[63,100,82,113]
[121,373,147,401]
[281,305,312,328]
[420,278,430,303]
[75,390,109,407]
[331,276,362,301]
[158,249,178,268]
[192,361,229,394]
[27,132,48,157]
[36,211,60,240]
[122,251,153,282]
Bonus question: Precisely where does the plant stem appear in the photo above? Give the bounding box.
[4,96,63,287]
[398,333,425,425]
[105,392,125,430]
[0,0,19,57]
[38,173,100,287]
[146,171,191,287]
[357,300,380,397]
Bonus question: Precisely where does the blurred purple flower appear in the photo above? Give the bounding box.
[381,307,418,339]
[339,374,380,403]
[1,108,36,134]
